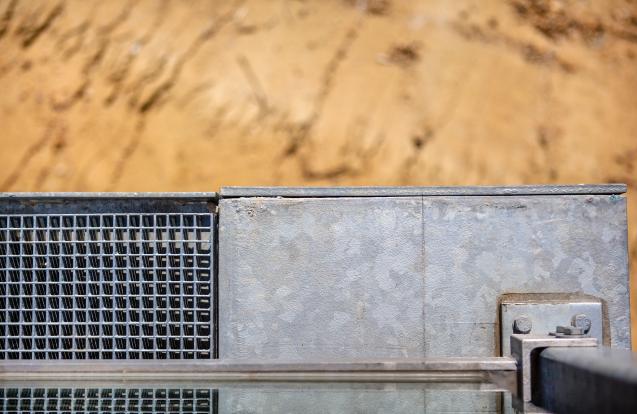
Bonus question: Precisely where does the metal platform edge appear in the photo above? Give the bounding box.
[219,184,627,198]
[0,192,218,201]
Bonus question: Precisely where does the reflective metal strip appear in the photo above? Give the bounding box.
[0,358,516,381]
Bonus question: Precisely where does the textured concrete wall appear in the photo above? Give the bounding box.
[219,194,630,359]
[0,0,636,344]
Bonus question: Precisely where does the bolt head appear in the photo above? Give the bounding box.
[513,315,532,334]
[571,314,592,333]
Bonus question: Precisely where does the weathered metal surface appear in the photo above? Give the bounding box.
[421,195,629,356]
[219,193,630,360]
[220,184,626,198]
[500,295,604,355]
[219,197,425,360]
[536,347,637,413]
[510,334,598,403]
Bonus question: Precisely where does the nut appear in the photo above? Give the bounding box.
[571,313,592,334]
[553,325,587,337]
[556,325,584,335]
[513,315,532,334]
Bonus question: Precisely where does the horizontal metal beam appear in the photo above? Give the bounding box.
[0,372,503,382]
[535,347,637,413]
[220,184,627,198]
[0,379,505,392]
[0,358,516,381]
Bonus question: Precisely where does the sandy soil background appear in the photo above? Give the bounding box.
[0,0,636,346]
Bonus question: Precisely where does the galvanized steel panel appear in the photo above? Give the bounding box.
[219,192,630,359]
[422,195,629,356]
[219,197,424,360]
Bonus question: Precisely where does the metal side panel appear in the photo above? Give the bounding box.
[219,197,425,360]
[218,193,630,360]
[422,195,630,356]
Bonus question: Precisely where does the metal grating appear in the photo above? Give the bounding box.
[0,213,214,360]
[0,387,216,413]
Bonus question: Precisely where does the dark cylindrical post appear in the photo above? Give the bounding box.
[535,347,637,414]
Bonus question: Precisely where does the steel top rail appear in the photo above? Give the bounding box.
[0,186,626,200]
[220,184,627,198]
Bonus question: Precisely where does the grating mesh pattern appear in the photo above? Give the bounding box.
[0,387,215,413]
[0,213,214,360]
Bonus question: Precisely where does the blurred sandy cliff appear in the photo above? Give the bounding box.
[0,0,636,344]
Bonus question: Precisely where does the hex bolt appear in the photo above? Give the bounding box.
[571,313,592,334]
[513,315,532,334]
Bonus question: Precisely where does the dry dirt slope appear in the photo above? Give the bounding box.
[0,0,636,346]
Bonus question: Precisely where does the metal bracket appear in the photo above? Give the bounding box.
[510,334,598,404]
[500,294,604,356]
